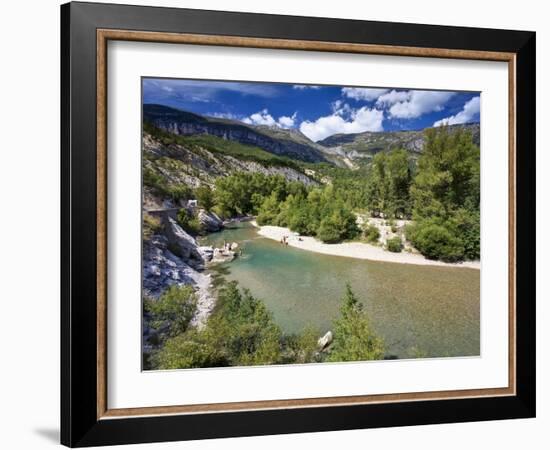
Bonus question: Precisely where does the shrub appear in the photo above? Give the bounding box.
[363,223,380,243]
[144,285,197,337]
[142,213,161,241]
[166,184,193,203]
[195,185,215,211]
[410,222,465,262]
[317,216,343,243]
[386,236,403,253]
[154,282,282,369]
[176,208,202,235]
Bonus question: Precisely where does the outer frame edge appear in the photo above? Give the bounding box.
[61,2,536,446]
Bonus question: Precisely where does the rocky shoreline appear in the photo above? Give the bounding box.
[143,209,239,331]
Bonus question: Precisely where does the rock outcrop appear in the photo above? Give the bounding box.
[162,217,205,269]
[198,210,223,232]
[318,331,333,350]
[143,233,216,331]
[142,234,210,299]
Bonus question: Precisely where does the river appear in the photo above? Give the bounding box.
[201,221,480,359]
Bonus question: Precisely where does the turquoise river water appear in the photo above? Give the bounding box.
[201,222,480,359]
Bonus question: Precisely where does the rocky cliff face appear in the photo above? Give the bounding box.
[317,123,480,162]
[142,218,216,330]
[144,104,327,163]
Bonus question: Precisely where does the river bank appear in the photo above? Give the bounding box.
[252,221,480,269]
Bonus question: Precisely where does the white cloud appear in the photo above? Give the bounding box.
[385,90,455,119]
[342,87,389,101]
[375,89,410,106]
[293,84,321,90]
[299,107,384,142]
[433,96,480,127]
[242,109,298,129]
[243,109,277,126]
[331,100,353,116]
[277,112,297,128]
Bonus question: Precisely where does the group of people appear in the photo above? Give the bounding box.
[279,235,305,246]
[279,235,289,246]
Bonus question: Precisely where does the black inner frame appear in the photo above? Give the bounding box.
[61,2,536,447]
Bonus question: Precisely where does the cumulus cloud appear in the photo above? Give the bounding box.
[242,109,297,129]
[299,106,384,142]
[375,89,410,106]
[277,112,298,128]
[243,109,277,126]
[382,90,455,119]
[342,87,389,101]
[433,96,480,127]
[331,100,353,116]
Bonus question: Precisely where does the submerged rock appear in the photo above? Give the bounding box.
[211,247,236,264]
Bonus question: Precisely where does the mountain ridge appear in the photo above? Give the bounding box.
[317,123,480,161]
[143,104,328,164]
[143,104,480,166]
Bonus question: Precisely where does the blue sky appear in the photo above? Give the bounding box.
[143,78,480,142]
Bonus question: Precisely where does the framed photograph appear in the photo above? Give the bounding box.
[61,2,536,447]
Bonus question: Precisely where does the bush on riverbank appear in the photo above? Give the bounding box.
[153,282,282,369]
[362,223,380,244]
[386,236,403,253]
[144,285,197,338]
[148,282,385,370]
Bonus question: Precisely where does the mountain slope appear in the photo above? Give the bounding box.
[318,123,480,161]
[143,104,328,163]
[142,128,318,210]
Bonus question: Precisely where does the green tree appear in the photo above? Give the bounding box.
[328,284,384,362]
[408,126,480,261]
[366,149,412,219]
[144,285,197,337]
[386,149,412,218]
[195,185,215,211]
[256,192,281,225]
[154,282,282,369]
[176,208,202,234]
